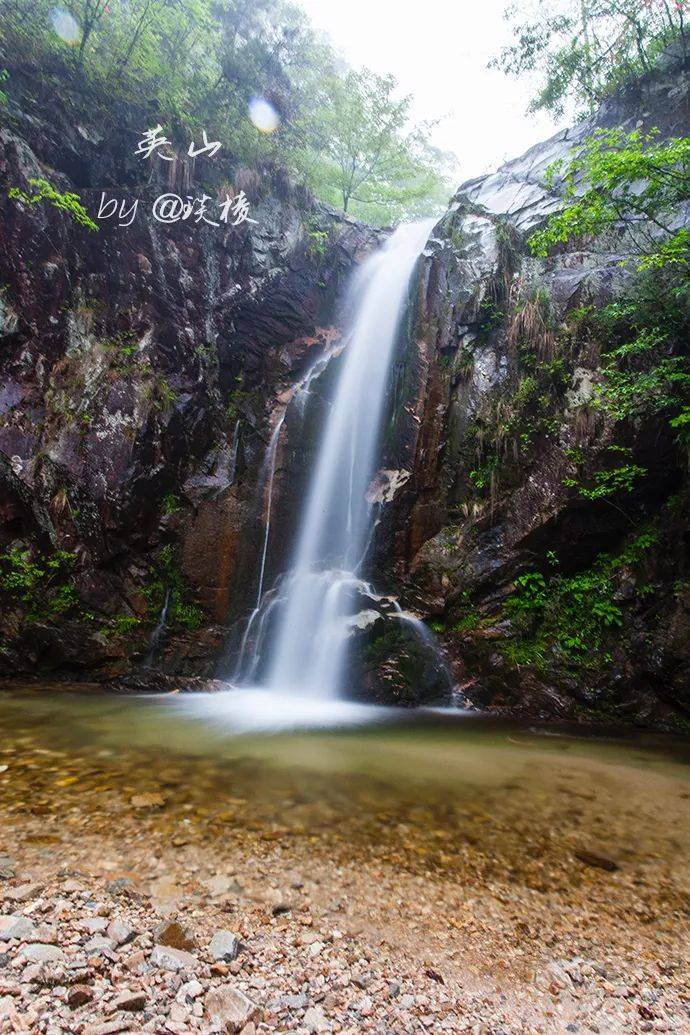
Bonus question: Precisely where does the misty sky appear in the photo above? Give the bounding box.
[297,0,563,180]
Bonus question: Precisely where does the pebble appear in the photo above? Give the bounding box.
[0,858,15,880]
[154,918,195,950]
[84,935,116,954]
[3,883,39,903]
[149,943,198,971]
[205,984,259,1033]
[18,943,64,963]
[67,984,93,1008]
[177,978,204,1002]
[107,918,135,946]
[84,1021,133,1035]
[109,988,148,1012]
[304,1005,330,1032]
[209,929,240,961]
[0,996,15,1019]
[0,727,687,1035]
[281,992,309,1010]
[0,914,35,940]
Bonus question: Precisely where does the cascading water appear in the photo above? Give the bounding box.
[245,218,436,701]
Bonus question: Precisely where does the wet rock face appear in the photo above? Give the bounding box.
[382,60,690,726]
[0,74,381,676]
[332,585,451,708]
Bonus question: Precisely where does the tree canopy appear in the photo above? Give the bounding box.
[529,128,690,447]
[530,128,690,269]
[493,1,689,119]
[0,0,453,225]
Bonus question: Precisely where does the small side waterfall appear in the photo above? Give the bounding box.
[145,588,171,667]
[228,419,241,486]
[243,218,435,701]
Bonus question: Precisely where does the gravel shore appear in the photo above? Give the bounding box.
[0,692,688,1033]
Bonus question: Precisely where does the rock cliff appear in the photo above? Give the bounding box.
[383,56,690,728]
[1,55,689,730]
[0,64,381,677]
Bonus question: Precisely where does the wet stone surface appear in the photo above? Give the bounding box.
[0,685,688,1032]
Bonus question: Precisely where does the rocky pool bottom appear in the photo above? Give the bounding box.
[0,685,688,1034]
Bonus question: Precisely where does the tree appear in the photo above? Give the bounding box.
[529,129,690,447]
[493,1,689,119]
[302,68,452,221]
[0,0,452,224]
[529,128,690,269]
[67,0,111,66]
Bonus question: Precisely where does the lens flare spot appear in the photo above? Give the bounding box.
[248,97,280,134]
[50,8,81,45]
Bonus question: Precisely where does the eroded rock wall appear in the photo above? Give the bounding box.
[0,68,381,677]
[385,58,690,728]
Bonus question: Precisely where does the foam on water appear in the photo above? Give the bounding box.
[174,686,393,734]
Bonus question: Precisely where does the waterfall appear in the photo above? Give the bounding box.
[228,419,241,486]
[251,218,435,700]
[144,588,171,667]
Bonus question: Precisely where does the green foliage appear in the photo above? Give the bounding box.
[0,0,451,225]
[145,544,205,633]
[150,377,177,411]
[299,67,454,223]
[171,598,204,631]
[448,591,481,633]
[0,68,9,109]
[0,547,80,621]
[478,297,505,334]
[469,456,498,492]
[9,178,99,231]
[451,611,481,633]
[670,405,690,443]
[529,130,690,270]
[529,129,690,448]
[599,354,690,421]
[506,572,548,615]
[225,383,256,422]
[585,285,690,440]
[564,463,647,500]
[161,492,180,515]
[104,613,141,638]
[464,324,569,499]
[304,219,329,260]
[493,1,689,119]
[504,530,657,666]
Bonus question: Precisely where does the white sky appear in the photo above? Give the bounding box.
[296,0,563,181]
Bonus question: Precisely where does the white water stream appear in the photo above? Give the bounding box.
[241,218,436,701]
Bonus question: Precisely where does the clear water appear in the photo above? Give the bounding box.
[1,683,688,889]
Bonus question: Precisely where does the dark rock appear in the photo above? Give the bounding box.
[153,919,195,951]
[0,73,380,681]
[67,984,93,1008]
[109,990,148,1012]
[574,850,620,872]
